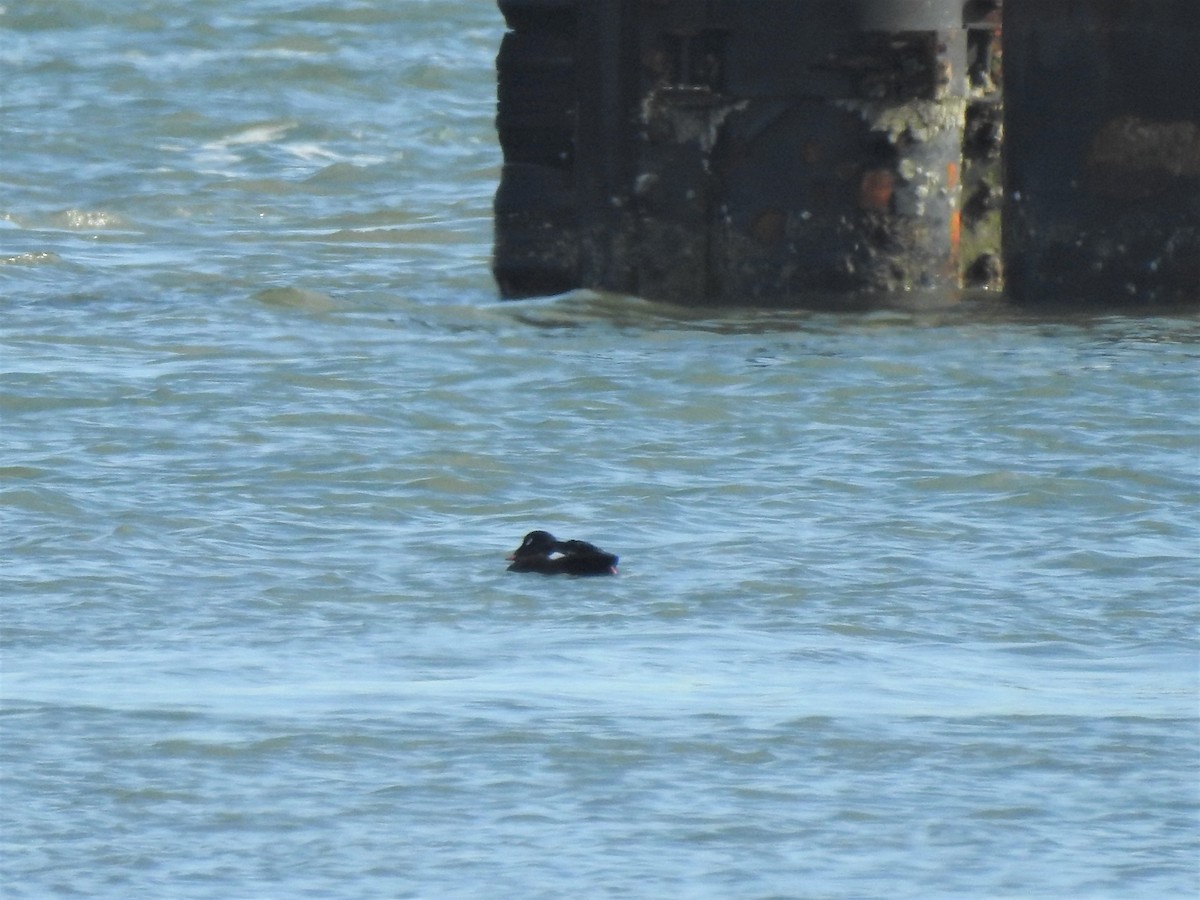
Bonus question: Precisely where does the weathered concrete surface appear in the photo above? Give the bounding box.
[960,3,1004,290]
[494,0,974,307]
[1003,0,1200,306]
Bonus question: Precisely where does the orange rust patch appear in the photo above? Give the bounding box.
[949,209,962,253]
[946,161,959,190]
[858,169,894,211]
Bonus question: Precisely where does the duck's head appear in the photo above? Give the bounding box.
[507,530,558,561]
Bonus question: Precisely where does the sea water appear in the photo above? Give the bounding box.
[2,3,1198,897]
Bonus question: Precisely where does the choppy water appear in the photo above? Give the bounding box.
[2,2,1199,897]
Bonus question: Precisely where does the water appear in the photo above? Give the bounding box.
[2,2,1198,897]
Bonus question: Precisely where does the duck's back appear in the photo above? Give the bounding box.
[558,540,618,576]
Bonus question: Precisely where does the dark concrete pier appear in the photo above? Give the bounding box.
[493,0,1198,308]
[1003,0,1200,306]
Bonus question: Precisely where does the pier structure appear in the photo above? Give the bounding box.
[493,0,1199,307]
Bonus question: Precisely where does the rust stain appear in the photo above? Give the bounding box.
[949,209,961,254]
[946,160,959,191]
[859,169,894,211]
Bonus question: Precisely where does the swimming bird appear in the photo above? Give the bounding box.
[506,530,618,576]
